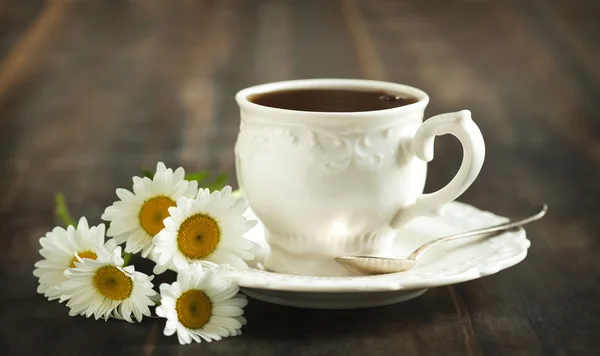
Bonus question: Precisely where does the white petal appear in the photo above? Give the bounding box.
[164,320,178,336]
[116,188,137,202]
[155,305,168,318]
[177,326,192,345]
[212,305,244,317]
[207,284,239,302]
[210,315,242,330]
[203,323,230,337]
[219,297,248,309]
[156,162,167,173]
[173,167,185,182]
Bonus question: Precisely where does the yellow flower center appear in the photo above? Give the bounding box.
[70,250,98,268]
[139,196,176,236]
[93,265,133,301]
[177,214,220,259]
[176,290,212,329]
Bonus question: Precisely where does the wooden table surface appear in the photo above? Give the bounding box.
[1,0,599,355]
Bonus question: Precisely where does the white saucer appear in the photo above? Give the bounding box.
[229,202,531,309]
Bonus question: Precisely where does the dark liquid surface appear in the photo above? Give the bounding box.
[249,89,418,112]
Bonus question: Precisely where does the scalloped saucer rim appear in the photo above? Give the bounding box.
[229,201,531,295]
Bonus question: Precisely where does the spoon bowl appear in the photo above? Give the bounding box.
[335,256,416,275]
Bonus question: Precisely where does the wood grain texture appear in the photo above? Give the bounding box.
[0,0,45,60]
[1,0,599,354]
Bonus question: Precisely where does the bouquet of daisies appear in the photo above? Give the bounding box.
[33,162,257,345]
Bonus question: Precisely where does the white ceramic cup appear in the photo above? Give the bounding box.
[235,79,485,276]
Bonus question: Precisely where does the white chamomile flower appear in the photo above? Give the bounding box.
[152,186,256,274]
[33,217,105,301]
[156,265,247,344]
[101,162,198,258]
[58,244,156,322]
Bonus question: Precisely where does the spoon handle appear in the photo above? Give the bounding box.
[407,205,547,262]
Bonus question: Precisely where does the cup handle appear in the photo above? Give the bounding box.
[389,110,485,229]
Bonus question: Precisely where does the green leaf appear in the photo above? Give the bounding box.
[55,193,76,227]
[141,167,228,192]
[141,168,154,179]
[185,171,228,192]
[204,173,228,192]
[122,252,133,266]
[185,171,209,182]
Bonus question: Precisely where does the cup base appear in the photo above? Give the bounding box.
[260,227,396,276]
[264,245,359,277]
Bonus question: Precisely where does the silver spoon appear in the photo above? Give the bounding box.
[335,205,547,275]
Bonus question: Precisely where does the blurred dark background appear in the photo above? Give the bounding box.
[0,0,599,355]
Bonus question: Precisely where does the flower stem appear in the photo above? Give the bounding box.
[55,193,76,227]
